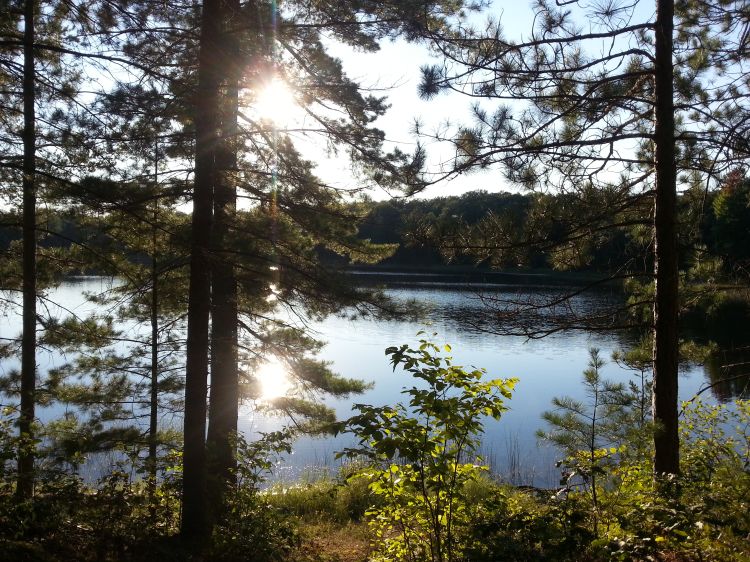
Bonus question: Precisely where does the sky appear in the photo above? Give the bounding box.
[297,0,658,201]
[291,2,540,201]
[331,38,497,199]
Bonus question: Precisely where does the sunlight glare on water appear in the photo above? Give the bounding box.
[258,355,292,400]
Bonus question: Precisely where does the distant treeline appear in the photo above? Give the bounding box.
[355,191,536,269]
[353,185,750,277]
[0,211,181,278]
[3,184,749,278]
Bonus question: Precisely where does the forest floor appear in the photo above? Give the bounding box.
[291,521,371,562]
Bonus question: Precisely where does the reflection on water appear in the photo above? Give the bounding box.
[241,286,710,487]
[407,284,625,338]
[703,347,750,402]
[2,279,746,487]
[256,356,293,400]
[682,295,750,403]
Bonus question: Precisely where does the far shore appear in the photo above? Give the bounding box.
[341,264,623,289]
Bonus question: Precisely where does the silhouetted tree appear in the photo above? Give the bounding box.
[416,0,750,475]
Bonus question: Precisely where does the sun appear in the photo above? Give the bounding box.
[255,78,296,125]
[257,355,293,400]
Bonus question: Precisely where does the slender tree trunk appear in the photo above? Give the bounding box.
[181,0,221,541]
[148,241,159,507]
[148,147,159,512]
[207,0,240,509]
[652,0,680,476]
[17,0,36,502]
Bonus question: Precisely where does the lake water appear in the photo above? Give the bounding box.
[0,278,720,487]
[237,283,714,487]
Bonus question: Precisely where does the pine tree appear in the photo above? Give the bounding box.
[415,0,750,475]
[17,0,37,502]
[180,0,486,538]
[206,0,241,516]
[0,0,92,500]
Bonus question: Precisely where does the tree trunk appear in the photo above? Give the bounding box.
[17,0,36,502]
[652,0,680,476]
[181,0,221,541]
[148,149,159,513]
[207,0,240,509]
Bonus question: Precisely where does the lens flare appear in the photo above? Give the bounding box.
[255,78,295,125]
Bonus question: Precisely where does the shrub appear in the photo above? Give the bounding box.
[597,400,750,561]
[340,335,517,562]
[208,431,299,562]
[464,485,593,562]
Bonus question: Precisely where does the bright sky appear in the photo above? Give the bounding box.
[296,0,656,201]
[260,0,532,199]
[328,38,497,199]
[296,1,540,200]
[233,0,657,204]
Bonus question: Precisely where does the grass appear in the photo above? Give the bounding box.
[263,472,376,562]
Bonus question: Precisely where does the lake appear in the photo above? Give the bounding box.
[236,281,715,487]
[0,278,722,488]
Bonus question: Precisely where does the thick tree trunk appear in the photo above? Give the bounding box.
[207,0,240,507]
[206,163,238,502]
[17,0,36,502]
[652,0,680,476]
[181,0,221,541]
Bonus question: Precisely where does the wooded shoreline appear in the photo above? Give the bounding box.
[342,265,621,288]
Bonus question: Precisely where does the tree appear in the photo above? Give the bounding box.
[66,176,188,497]
[206,0,240,515]
[17,0,36,502]
[538,348,635,533]
[181,0,221,539]
[1,0,199,501]
[415,0,750,476]
[179,0,492,539]
[1,0,88,501]
[710,171,750,273]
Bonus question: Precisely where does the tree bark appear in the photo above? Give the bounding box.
[148,146,159,512]
[17,0,36,502]
[181,0,221,540]
[652,0,680,476]
[207,0,240,508]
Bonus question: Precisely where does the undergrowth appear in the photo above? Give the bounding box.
[1,340,748,562]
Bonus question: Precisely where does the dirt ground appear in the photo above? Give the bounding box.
[291,522,372,562]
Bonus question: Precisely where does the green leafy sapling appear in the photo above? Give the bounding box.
[339,334,517,562]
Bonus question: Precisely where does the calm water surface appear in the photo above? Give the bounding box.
[0,279,715,487]
[240,285,710,487]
